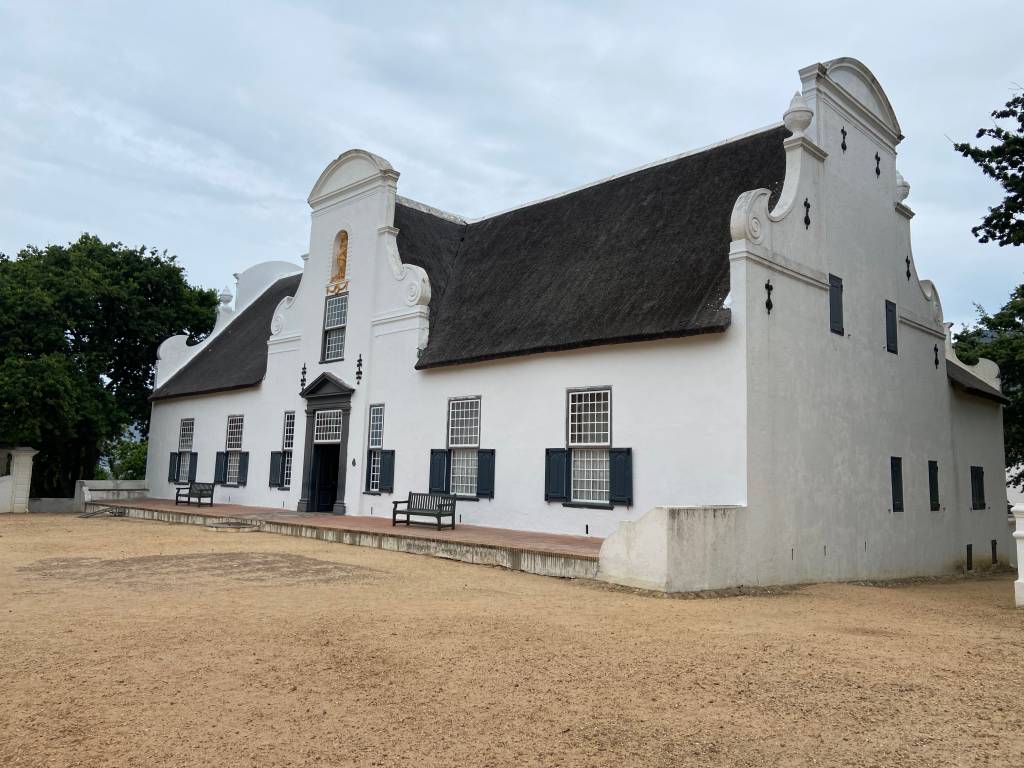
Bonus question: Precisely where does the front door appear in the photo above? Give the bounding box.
[313,444,340,512]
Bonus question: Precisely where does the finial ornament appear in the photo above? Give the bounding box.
[783,92,813,137]
[895,171,911,203]
[218,286,233,306]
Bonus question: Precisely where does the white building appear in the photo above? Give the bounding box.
[146,58,1014,589]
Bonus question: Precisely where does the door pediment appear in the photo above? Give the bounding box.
[300,372,355,401]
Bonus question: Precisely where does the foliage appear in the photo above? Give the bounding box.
[953,91,1024,247]
[0,234,216,496]
[954,286,1024,487]
[105,436,148,480]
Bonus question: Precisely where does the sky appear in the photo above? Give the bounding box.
[0,0,1020,328]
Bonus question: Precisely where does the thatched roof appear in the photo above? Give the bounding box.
[150,274,301,401]
[398,125,788,368]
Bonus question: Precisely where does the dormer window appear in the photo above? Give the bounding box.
[322,294,348,362]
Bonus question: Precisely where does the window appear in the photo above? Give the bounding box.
[829,274,844,335]
[367,405,384,492]
[225,415,244,484]
[890,456,903,512]
[448,398,481,496]
[971,466,986,510]
[314,409,343,443]
[885,300,898,354]
[569,389,611,503]
[177,418,195,483]
[322,294,348,362]
[928,460,940,512]
[282,411,295,489]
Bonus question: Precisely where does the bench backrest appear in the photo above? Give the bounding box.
[189,482,214,497]
[408,492,456,513]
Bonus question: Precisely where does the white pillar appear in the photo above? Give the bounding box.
[0,447,38,514]
[1013,505,1024,608]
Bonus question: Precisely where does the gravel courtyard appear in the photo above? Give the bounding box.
[1,515,1021,767]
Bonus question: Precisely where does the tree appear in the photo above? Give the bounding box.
[105,436,149,480]
[0,234,216,496]
[954,287,1024,488]
[953,90,1023,247]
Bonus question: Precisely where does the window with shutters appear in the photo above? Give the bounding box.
[970,466,986,510]
[177,418,195,483]
[225,415,244,484]
[367,405,384,492]
[322,294,348,362]
[281,411,295,489]
[885,300,898,354]
[568,389,611,503]
[828,274,844,335]
[448,398,480,496]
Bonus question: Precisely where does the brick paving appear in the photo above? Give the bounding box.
[103,497,603,560]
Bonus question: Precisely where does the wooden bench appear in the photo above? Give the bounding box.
[175,482,215,507]
[392,492,456,530]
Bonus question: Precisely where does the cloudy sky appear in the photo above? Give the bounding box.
[1,1,1020,327]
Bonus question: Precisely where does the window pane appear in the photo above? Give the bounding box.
[324,327,346,361]
[368,405,384,449]
[314,409,343,443]
[450,447,478,496]
[571,448,610,503]
[369,449,381,492]
[568,390,610,446]
[178,418,195,451]
[226,451,241,484]
[282,412,295,450]
[448,398,480,447]
[225,415,244,450]
[324,295,348,329]
[177,451,191,483]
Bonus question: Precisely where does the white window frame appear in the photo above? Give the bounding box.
[225,415,244,485]
[281,411,295,489]
[367,404,385,492]
[322,294,348,362]
[314,409,344,443]
[447,397,481,496]
[177,418,195,484]
[567,388,612,504]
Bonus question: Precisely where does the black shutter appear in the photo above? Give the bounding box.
[188,453,198,482]
[885,300,898,353]
[380,450,395,493]
[928,460,939,511]
[429,449,449,494]
[545,448,569,502]
[476,449,495,499]
[238,452,249,486]
[269,451,283,487]
[214,452,227,484]
[971,466,985,509]
[365,450,373,491]
[168,452,179,483]
[890,456,903,512]
[829,274,844,335]
[609,448,633,506]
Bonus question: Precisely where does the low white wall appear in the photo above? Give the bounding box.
[598,506,747,592]
[26,480,149,514]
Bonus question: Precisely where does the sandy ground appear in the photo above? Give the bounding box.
[0,515,1021,768]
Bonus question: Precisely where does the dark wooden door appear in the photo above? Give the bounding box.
[313,444,340,512]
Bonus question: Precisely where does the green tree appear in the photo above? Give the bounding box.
[0,234,216,496]
[953,90,1023,247]
[954,288,1024,488]
[105,436,149,480]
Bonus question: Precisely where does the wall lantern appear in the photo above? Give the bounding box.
[299,363,307,391]
[356,354,363,384]
[765,280,773,315]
